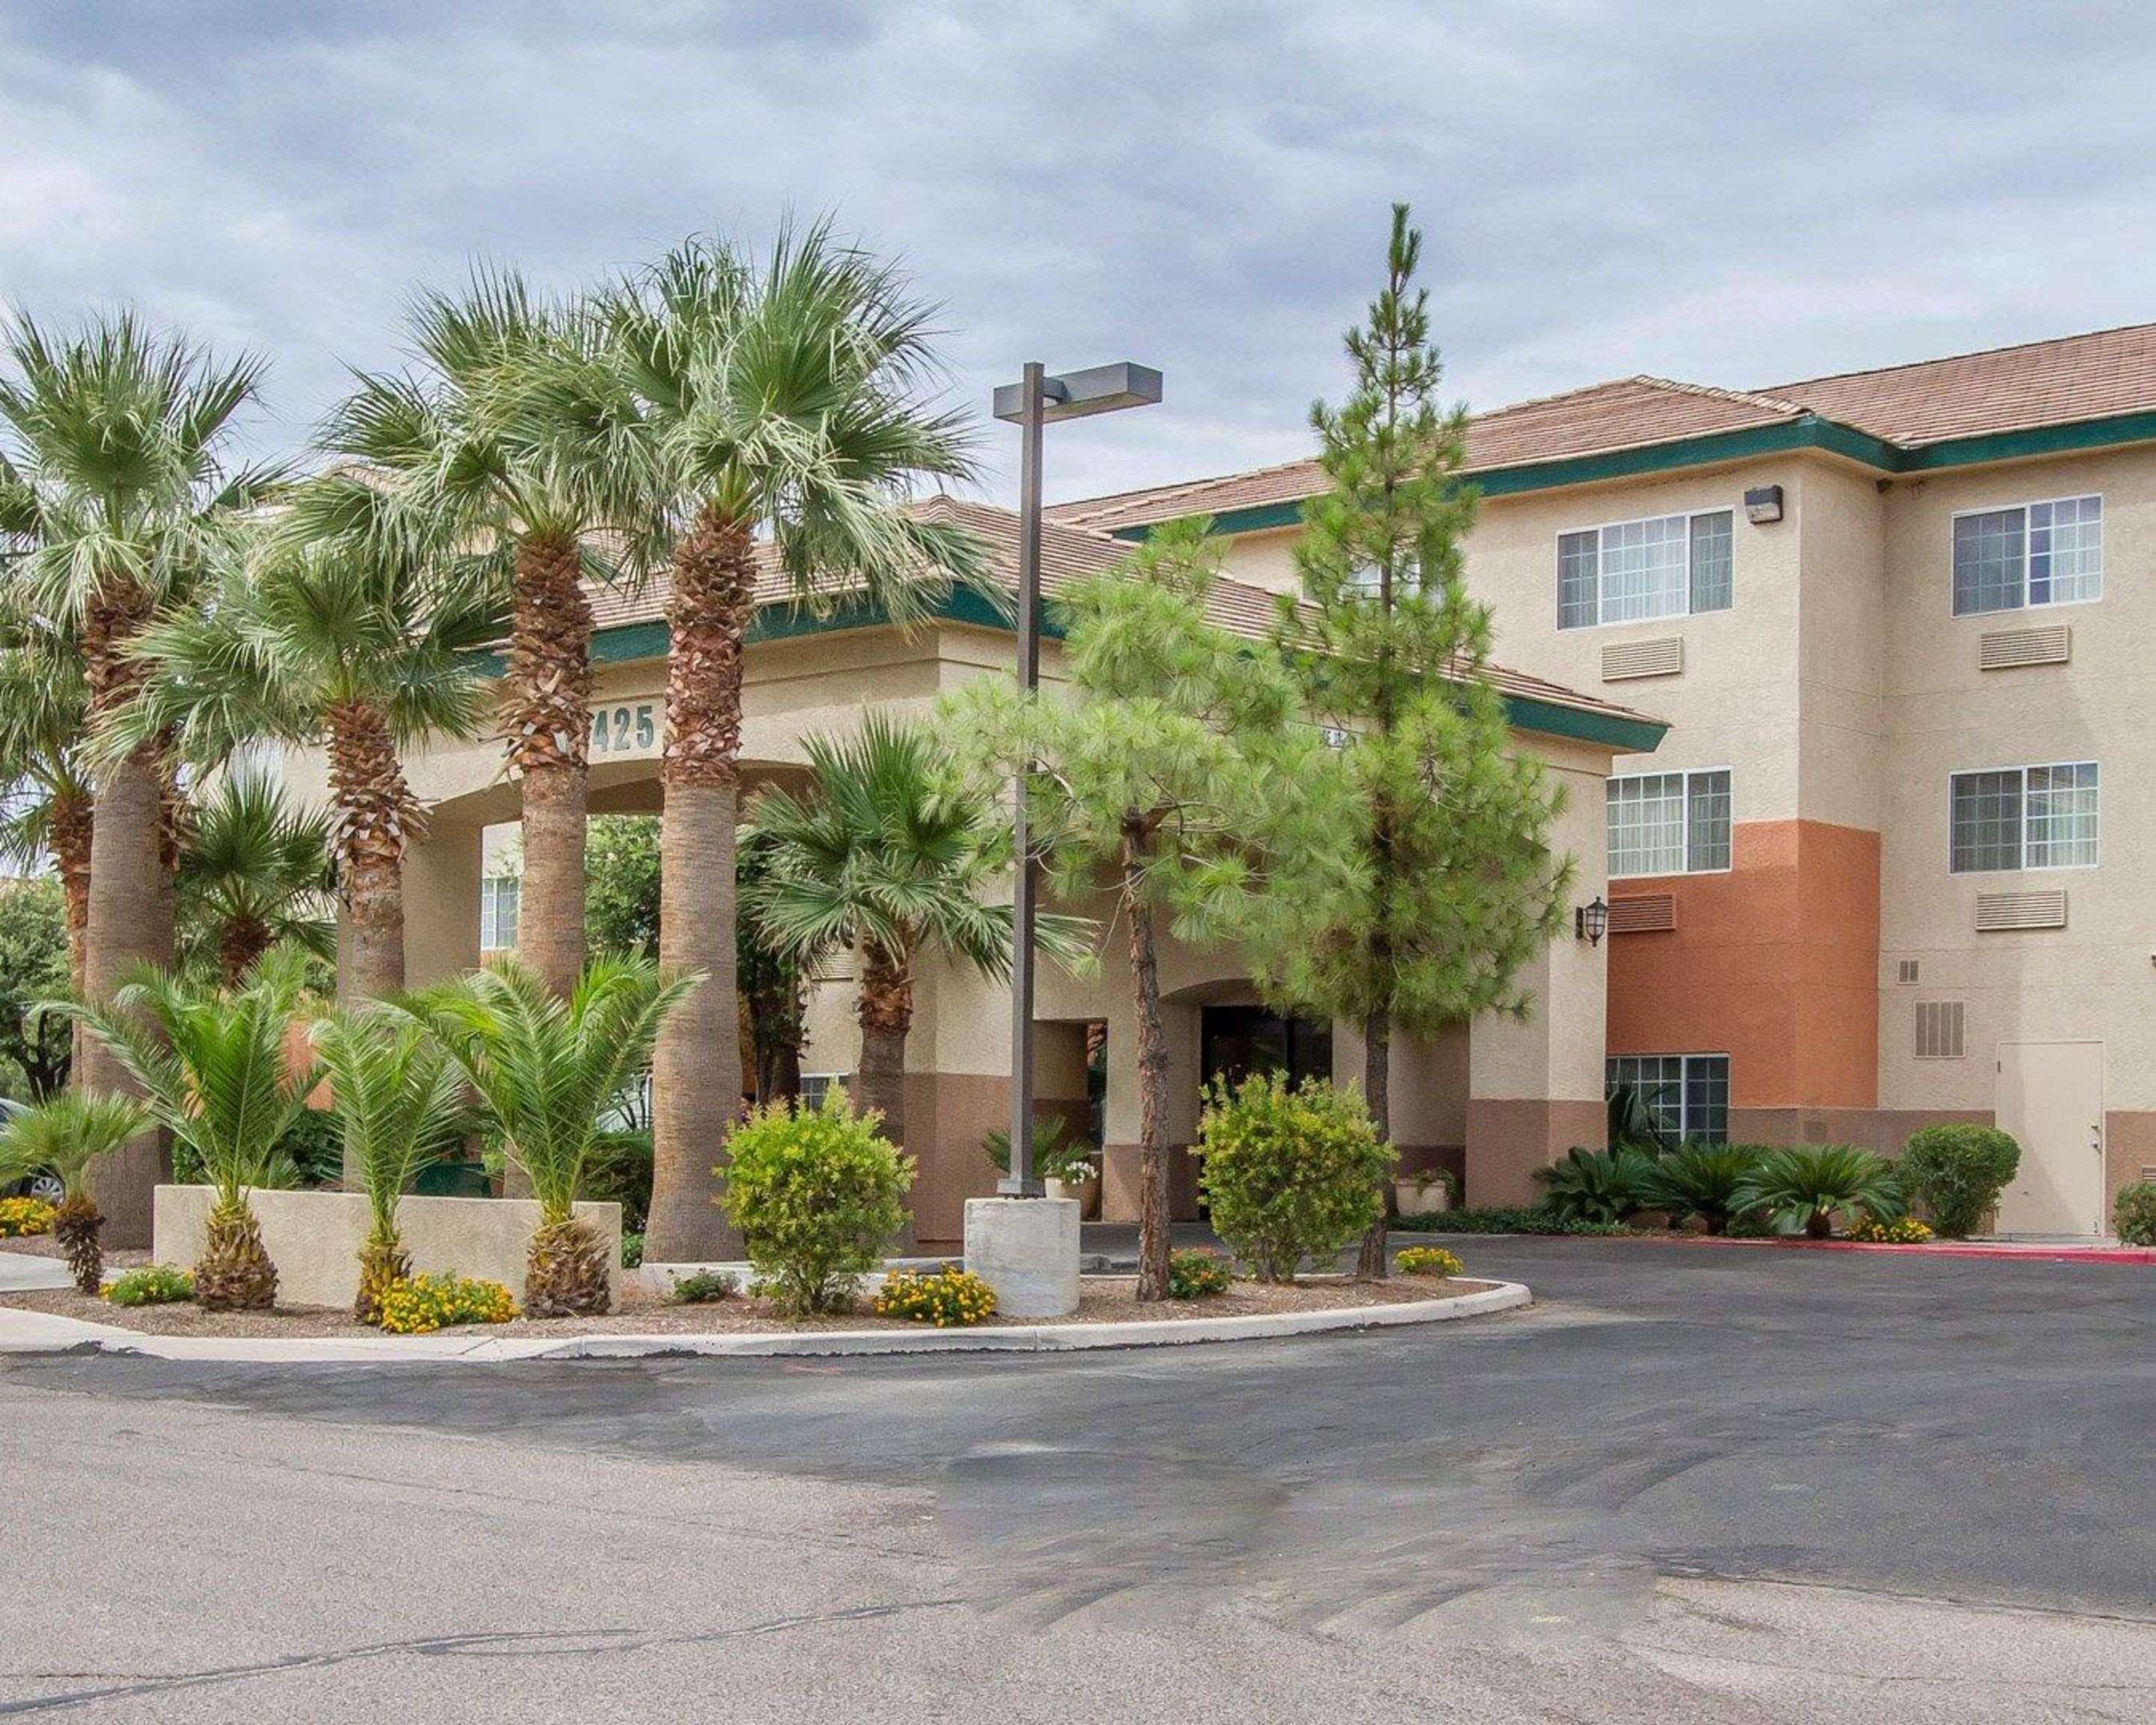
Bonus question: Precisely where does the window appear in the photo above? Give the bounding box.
[1607,1054,1728,1145]
[800,1073,850,1111]
[1952,495,2101,615]
[1607,768,1731,877]
[1949,762,2098,873]
[479,874,520,951]
[1558,508,1734,629]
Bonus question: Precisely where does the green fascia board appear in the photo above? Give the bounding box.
[1891,409,2156,472]
[1500,694,1666,755]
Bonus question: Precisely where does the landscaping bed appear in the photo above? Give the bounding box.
[0,1274,1493,1341]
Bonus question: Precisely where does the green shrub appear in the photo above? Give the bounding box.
[103,1264,195,1306]
[1534,1145,1657,1225]
[983,1114,1096,1186]
[374,1273,516,1334]
[585,1129,655,1234]
[2113,1180,2156,1246]
[668,1268,737,1304]
[1394,1203,1626,1237]
[720,1089,912,1315]
[1395,1245,1464,1278]
[620,1231,645,1270]
[1197,1073,1392,1283]
[1898,1125,2020,1239]
[1641,1143,1762,1235]
[1167,1250,1231,1299]
[874,1266,997,1325]
[1732,1143,1902,1239]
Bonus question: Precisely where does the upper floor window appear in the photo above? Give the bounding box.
[1607,768,1731,878]
[1949,762,2099,873]
[1559,509,1732,630]
[1951,495,2101,615]
[479,874,520,951]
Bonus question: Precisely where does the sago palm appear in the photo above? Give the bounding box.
[60,946,322,1309]
[114,499,498,1006]
[302,271,655,1003]
[174,769,335,985]
[309,1009,469,1321]
[745,714,1058,1157]
[596,220,985,1259]
[1641,1143,1761,1235]
[395,955,697,1315]
[0,310,281,1246]
[0,1092,149,1293]
[1732,1143,1904,1241]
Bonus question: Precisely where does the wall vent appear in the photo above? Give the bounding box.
[1974,889,2068,931]
[1979,624,2071,671]
[1896,959,1920,985]
[1601,636,1684,682]
[1914,1001,1966,1059]
[1607,893,1677,934]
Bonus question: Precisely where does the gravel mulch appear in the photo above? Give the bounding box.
[0,1273,1492,1340]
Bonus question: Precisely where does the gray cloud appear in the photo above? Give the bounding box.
[5,1,2155,501]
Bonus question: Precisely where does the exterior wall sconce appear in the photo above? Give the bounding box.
[1744,484,1785,524]
[1575,896,1608,946]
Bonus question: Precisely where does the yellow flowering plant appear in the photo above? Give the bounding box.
[374,1272,517,1335]
[1843,1214,1934,1244]
[0,1196,55,1238]
[873,1266,998,1327]
[1395,1245,1465,1278]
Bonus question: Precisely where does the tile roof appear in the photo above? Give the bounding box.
[584,494,1654,737]
[1050,321,2156,532]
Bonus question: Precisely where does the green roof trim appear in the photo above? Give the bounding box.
[1500,694,1666,755]
[1891,409,2156,472]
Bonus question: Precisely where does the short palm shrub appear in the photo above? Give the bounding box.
[984,1113,1096,1186]
[721,1089,912,1316]
[1845,1214,1934,1244]
[375,1273,516,1335]
[311,1011,469,1323]
[2114,1180,2156,1246]
[1898,1125,2020,1239]
[1198,1074,1392,1283]
[1534,1144,1657,1226]
[620,1231,645,1271]
[668,1268,737,1304]
[874,1266,998,1326]
[65,948,323,1311]
[0,1094,150,1292]
[0,1196,55,1238]
[398,956,698,1318]
[1732,1143,1903,1239]
[1167,1250,1232,1299]
[1395,1245,1465,1278]
[103,1264,195,1306]
[1640,1143,1761,1235]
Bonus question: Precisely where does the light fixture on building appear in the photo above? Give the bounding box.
[1744,484,1785,524]
[1576,896,1609,946]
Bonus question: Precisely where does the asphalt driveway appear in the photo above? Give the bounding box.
[1,1238,2149,1721]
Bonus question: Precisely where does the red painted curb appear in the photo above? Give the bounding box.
[1648,1234,2155,1265]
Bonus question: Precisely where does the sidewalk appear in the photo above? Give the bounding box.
[0,1250,74,1294]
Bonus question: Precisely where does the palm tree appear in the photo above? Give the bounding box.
[0,1092,149,1293]
[599,222,984,1260]
[0,608,92,995]
[395,956,697,1315]
[743,714,1034,1156]
[174,769,335,985]
[61,946,322,1309]
[0,311,281,1247]
[115,502,498,1004]
[310,1008,468,1321]
[302,272,654,1003]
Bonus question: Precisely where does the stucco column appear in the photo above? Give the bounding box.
[1098,995,1202,1224]
[397,815,484,988]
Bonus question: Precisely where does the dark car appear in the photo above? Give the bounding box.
[0,1097,60,1205]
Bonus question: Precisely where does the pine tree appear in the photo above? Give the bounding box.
[1253,204,1574,1278]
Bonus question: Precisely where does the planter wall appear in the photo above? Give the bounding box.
[151,1186,622,1310]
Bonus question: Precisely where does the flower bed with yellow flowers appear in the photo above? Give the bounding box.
[374,1272,517,1335]
[872,1266,998,1327]
[1843,1214,1934,1244]
[0,1196,55,1239]
[1395,1245,1466,1278]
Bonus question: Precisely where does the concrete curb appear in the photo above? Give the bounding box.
[0,1280,1531,1365]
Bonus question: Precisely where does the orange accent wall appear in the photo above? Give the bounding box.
[1607,819,1878,1111]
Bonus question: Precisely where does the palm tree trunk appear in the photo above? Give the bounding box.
[50,790,91,1086]
[326,699,415,1006]
[503,531,592,1000]
[751,966,804,1106]
[646,504,755,1263]
[1125,827,1172,1303]
[77,592,171,1250]
[1358,1006,1392,1279]
[218,916,272,985]
[853,941,912,1149]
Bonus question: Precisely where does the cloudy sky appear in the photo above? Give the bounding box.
[5,2,2155,502]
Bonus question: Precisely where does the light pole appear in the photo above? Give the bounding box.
[991,361,1162,1195]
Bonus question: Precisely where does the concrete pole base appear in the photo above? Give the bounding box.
[963,1196,1081,1318]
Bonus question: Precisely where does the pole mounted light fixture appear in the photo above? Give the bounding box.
[993,359,1163,1196]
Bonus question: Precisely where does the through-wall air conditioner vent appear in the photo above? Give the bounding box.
[1897,959,1920,985]
[1914,1001,1966,1059]
[1601,636,1684,682]
[1607,893,1677,934]
[1974,889,2068,931]
[1979,624,2071,671]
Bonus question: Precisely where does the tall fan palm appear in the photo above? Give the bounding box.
[61,946,321,1309]
[0,1092,150,1294]
[115,499,499,1005]
[395,956,697,1315]
[745,714,1056,1157]
[599,221,985,1259]
[0,311,281,1246]
[174,769,335,985]
[299,272,655,1003]
[0,607,93,993]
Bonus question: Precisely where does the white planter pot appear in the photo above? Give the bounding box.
[1044,1174,1103,1220]
[1394,1179,1452,1217]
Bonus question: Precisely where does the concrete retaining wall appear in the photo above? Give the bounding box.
[150,1186,622,1311]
